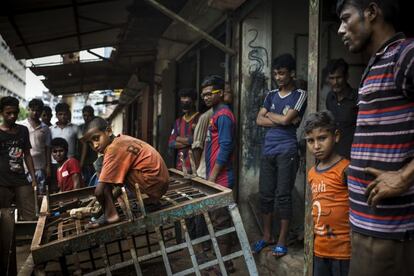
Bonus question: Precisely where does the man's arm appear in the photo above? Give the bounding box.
[24,149,37,187]
[176,136,192,146]
[168,120,188,149]
[72,173,81,189]
[265,109,299,126]
[45,128,52,178]
[45,146,51,178]
[208,116,233,182]
[80,141,87,167]
[256,107,276,127]
[365,160,414,207]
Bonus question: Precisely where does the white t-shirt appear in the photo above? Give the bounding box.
[50,123,79,163]
[19,119,51,170]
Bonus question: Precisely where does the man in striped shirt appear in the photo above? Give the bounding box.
[337,0,414,275]
[168,89,200,174]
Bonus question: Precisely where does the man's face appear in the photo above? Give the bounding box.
[84,128,112,154]
[273,68,293,88]
[180,96,193,114]
[28,106,42,121]
[83,111,94,124]
[51,146,66,163]
[201,86,222,108]
[328,69,347,93]
[338,4,372,53]
[41,111,52,124]
[56,111,69,125]
[1,106,19,125]
[305,127,339,161]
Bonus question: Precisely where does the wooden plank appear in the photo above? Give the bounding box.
[31,197,48,250]
[75,219,82,235]
[17,253,34,276]
[305,0,321,275]
[57,222,64,240]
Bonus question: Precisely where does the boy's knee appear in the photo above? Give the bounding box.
[260,200,274,214]
[94,184,105,198]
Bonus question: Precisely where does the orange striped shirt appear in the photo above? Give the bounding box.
[308,159,351,259]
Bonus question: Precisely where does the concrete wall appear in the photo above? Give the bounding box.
[111,110,124,136]
[237,0,272,231]
[272,0,309,82]
[318,22,365,110]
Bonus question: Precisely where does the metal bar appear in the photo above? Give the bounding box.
[134,183,147,217]
[99,244,112,276]
[144,231,152,253]
[57,222,64,240]
[176,16,227,61]
[15,25,123,48]
[203,212,228,276]
[117,240,124,262]
[71,0,82,49]
[155,227,173,276]
[32,174,233,264]
[84,225,240,276]
[17,253,35,276]
[179,220,201,276]
[144,0,235,56]
[88,249,96,270]
[305,1,321,275]
[121,187,133,220]
[228,204,258,275]
[128,237,143,276]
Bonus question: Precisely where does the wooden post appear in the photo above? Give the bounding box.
[305,0,321,275]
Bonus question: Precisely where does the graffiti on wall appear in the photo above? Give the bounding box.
[242,29,269,170]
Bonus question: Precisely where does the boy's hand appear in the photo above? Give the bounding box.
[365,167,410,207]
[32,179,38,188]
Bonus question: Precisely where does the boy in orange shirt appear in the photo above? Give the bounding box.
[304,111,350,276]
[82,117,169,228]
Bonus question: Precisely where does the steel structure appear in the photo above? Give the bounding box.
[30,169,258,275]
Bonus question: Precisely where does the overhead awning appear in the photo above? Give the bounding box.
[30,60,151,95]
[0,0,133,59]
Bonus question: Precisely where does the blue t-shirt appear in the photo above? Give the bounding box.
[262,89,307,155]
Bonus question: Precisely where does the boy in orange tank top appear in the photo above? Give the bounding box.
[304,111,351,276]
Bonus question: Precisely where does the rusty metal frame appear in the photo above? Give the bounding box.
[30,169,258,275]
[31,170,234,264]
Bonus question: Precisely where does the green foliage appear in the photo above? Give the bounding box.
[18,105,28,121]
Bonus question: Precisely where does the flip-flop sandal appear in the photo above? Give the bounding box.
[86,215,108,229]
[272,245,288,258]
[251,239,275,254]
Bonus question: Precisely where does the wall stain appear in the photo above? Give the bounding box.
[242,29,269,171]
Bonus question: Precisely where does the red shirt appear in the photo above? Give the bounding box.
[57,158,82,191]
